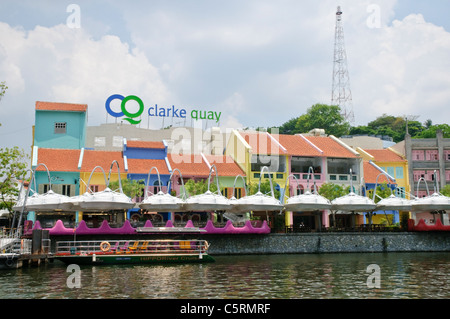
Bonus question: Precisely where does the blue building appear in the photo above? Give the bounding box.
[123,139,173,221]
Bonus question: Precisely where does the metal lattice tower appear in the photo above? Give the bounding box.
[331,6,354,123]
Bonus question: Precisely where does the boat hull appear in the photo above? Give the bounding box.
[55,253,215,265]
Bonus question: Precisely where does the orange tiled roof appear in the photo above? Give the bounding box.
[304,136,358,158]
[126,140,166,149]
[363,161,393,184]
[167,154,210,176]
[274,134,322,157]
[36,101,87,112]
[239,132,286,155]
[205,155,246,177]
[126,158,170,175]
[35,148,81,172]
[363,149,406,162]
[80,150,125,173]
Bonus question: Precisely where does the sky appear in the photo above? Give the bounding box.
[1,0,450,154]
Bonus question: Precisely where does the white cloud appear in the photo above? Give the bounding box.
[349,13,450,125]
[0,22,171,151]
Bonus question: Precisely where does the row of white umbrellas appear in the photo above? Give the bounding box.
[12,163,450,215]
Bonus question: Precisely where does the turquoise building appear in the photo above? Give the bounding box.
[28,102,87,225]
[33,101,87,150]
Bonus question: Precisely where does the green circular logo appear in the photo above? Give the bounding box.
[121,95,144,120]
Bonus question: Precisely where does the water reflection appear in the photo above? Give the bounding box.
[0,252,449,299]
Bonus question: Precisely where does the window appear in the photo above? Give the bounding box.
[413,170,425,182]
[251,155,285,173]
[38,184,50,194]
[445,151,450,161]
[94,137,106,147]
[62,185,71,196]
[396,167,404,179]
[54,122,67,134]
[386,167,395,177]
[412,150,424,161]
[113,136,123,147]
[395,187,406,198]
[426,150,439,161]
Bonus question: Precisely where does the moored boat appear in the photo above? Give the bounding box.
[54,239,214,265]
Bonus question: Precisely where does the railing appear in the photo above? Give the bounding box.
[328,174,358,182]
[290,173,322,181]
[55,239,209,256]
[1,238,33,255]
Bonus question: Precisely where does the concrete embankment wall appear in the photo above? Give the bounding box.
[49,232,450,255]
[205,232,450,255]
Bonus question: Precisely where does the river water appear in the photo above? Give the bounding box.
[0,252,449,299]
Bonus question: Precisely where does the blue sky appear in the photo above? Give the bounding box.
[394,0,450,31]
[1,1,450,153]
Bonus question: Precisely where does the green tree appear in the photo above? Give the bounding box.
[295,104,350,137]
[367,183,393,203]
[248,179,280,199]
[440,184,450,197]
[350,114,425,142]
[415,124,450,138]
[318,183,349,201]
[184,178,218,197]
[276,117,299,135]
[109,179,145,199]
[0,147,29,214]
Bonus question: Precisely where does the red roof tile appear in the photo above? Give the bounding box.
[363,149,406,162]
[35,148,81,172]
[205,155,246,177]
[363,161,393,184]
[304,136,359,158]
[274,134,322,156]
[126,158,170,175]
[167,154,210,176]
[126,140,165,149]
[239,132,286,155]
[36,101,87,112]
[80,150,125,173]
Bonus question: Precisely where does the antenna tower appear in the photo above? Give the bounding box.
[331,6,354,123]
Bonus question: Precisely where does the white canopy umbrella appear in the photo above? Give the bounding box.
[71,162,134,212]
[283,169,331,212]
[139,167,185,212]
[22,190,72,212]
[331,169,376,213]
[231,166,283,212]
[377,195,412,211]
[183,165,231,212]
[12,164,72,212]
[411,192,450,211]
[331,192,377,213]
[411,175,450,212]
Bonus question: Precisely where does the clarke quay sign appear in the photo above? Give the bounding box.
[105,94,222,125]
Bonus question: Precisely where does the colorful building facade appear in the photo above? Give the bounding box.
[225,130,363,231]
[358,147,410,225]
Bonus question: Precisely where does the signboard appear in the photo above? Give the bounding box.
[105,94,221,125]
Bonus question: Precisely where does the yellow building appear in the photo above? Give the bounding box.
[78,149,128,225]
[357,147,411,224]
[225,130,289,193]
